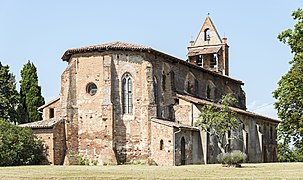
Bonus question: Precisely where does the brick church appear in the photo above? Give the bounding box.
[22,16,279,165]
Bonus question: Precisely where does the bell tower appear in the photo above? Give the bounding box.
[187,16,229,76]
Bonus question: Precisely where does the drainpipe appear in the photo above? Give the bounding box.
[173,127,181,166]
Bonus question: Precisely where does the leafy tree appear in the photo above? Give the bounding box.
[0,62,19,124]
[195,94,240,153]
[19,61,45,123]
[277,142,303,162]
[0,119,45,166]
[273,8,303,161]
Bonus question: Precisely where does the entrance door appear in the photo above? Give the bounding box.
[181,137,186,165]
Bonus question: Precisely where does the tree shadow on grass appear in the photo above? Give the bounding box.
[239,165,257,168]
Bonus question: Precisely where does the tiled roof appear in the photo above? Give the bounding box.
[187,46,221,56]
[38,97,60,110]
[176,93,280,123]
[151,118,199,131]
[61,41,243,85]
[61,42,151,61]
[19,118,63,129]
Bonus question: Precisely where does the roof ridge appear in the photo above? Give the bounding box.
[61,41,243,84]
[65,41,151,52]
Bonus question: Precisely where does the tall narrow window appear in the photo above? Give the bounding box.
[160,139,164,150]
[170,71,176,91]
[122,74,133,114]
[204,28,210,41]
[181,137,186,165]
[162,71,166,91]
[185,73,196,95]
[49,108,54,118]
[210,54,217,68]
[246,132,249,156]
[196,55,203,66]
[195,80,199,96]
[206,85,211,99]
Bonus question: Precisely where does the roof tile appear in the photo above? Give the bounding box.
[19,118,63,129]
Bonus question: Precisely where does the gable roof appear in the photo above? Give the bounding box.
[192,16,223,47]
[176,93,280,124]
[151,118,199,131]
[38,97,60,110]
[187,46,222,56]
[61,41,243,85]
[61,42,151,61]
[19,118,63,129]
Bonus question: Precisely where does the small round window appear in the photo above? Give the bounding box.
[86,83,97,96]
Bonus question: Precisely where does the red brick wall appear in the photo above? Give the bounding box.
[150,121,174,166]
[32,128,53,164]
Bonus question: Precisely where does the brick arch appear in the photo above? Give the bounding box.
[184,72,197,95]
[206,80,216,99]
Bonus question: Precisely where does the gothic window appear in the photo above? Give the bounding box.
[245,132,249,155]
[206,80,216,99]
[162,71,166,91]
[86,83,97,96]
[168,105,174,120]
[185,73,196,95]
[153,76,161,118]
[206,85,211,99]
[160,139,164,150]
[181,137,186,165]
[195,79,199,96]
[122,73,133,114]
[170,71,176,91]
[187,81,192,93]
[204,28,210,41]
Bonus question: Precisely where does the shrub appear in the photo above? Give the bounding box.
[217,150,247,167]
[76,154,99,166]
[0,119,45,166]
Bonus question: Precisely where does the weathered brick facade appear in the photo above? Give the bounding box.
[22,16,279,165]
[21,118,65,165]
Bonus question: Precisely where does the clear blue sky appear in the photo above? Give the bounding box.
[0,1,301,119]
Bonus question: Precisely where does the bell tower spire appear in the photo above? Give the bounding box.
[187,16,229,76]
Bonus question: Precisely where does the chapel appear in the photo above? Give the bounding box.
[21,16,279,165]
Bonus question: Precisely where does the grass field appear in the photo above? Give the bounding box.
[0,163,303,179]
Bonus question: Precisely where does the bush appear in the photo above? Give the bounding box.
[0,119,45,166]
[76,154,99,166]
[217,150,247,167]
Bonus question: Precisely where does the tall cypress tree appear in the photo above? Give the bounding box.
[19,61,45,123]
[0,62,19,124]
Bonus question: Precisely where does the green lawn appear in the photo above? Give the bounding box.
[0,163,302,179]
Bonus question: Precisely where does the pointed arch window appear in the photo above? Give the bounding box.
[122,73,133,114]
[206,80,216,99]
[206,85,211,99]
[170,71,176,91]
[162,71,166,91]
[185,73,196,95]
